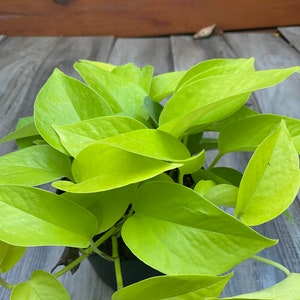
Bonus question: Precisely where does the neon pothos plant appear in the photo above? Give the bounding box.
[0,58,300,299]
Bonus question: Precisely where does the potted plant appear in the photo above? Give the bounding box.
[0,58,300,299]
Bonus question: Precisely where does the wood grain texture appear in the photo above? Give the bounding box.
[107,37,173,74]
[278,26,300,52]
[1,0,300,36]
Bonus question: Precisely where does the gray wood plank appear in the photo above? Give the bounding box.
[0,37,60,118]
[107,37,173,74]
[170,33,300,297]
[170,35,236,70]
[224,32,300,118]
[278,26,300,53]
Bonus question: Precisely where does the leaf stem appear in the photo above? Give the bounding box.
[53,253,89,278]
[207,152,223,170]
[252,255,291,277]
[112,235,123,290]
[0,275,15,290]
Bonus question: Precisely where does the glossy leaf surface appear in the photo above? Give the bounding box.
[159,66,299,137]
[176,58,255,90]
[34,68,112,153]
[219,114,300,154]
[11,270,70,300]
[235,121,300,225]
[53,116,147,157]
[0,186,97,247]
[0,145,72,186]
[53,144,181,193]
[203,184,238,208]
[0,241,26,273]
[74,60,149,117]
[112,273,232,300]
[149,70,186,102]
[122,182,276,275]
[96,129,191,161]
[160,66,299,125]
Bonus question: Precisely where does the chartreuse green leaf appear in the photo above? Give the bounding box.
[149,70,186,102]
[0,241,26,273]
[53,144,182,193]
[223,273,300,300]
[97,129,191,161]
[179,150,206,176]
[122,182,276,275]
[219,114,300,154]
[0,116,40,145]
[194,180,216,195]
[176,58,255,91]
[62,184,136,234]
[53,116,147,157]
[112,63,154,93]
[235,120,300,226]
[161,66,299,125]
[74,60,149,118]
[0,186,97,247]
[159,66,299,137]
[11,270,70,300]
[112,273,232,300]
[208,105,258,132]
[34,68,112,154]
[0,145,72,186]
[203,184,239,208]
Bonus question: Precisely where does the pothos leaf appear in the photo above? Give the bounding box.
[122,182,276,276]
[11,270,70,300]
[0,240,26,273]
[235,120,300,226]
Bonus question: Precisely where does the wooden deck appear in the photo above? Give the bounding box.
[0,27,300,299]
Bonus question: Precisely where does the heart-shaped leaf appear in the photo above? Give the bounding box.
[53,144,181,193]
[0,185,97,247]
[122,182,276,275]
[235,120,300,225]
[74,60,149,118]
[34,68,113,153]
[0,145,72,186]
[11,270,70,300]
[176,58,255,91]
[53,116,147,157]
[159,66,299,137]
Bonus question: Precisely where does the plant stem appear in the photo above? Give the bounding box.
[93,225,120,249]
[112,235,123,290]
[0,276,15,290]
[207,152,223,170]
[252,255,291,277]
[53,253,89,278]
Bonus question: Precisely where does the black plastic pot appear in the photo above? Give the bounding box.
[88,253,161,290]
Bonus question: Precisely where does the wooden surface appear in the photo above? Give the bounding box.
[0,27,300,299]
[0,0,300,36]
